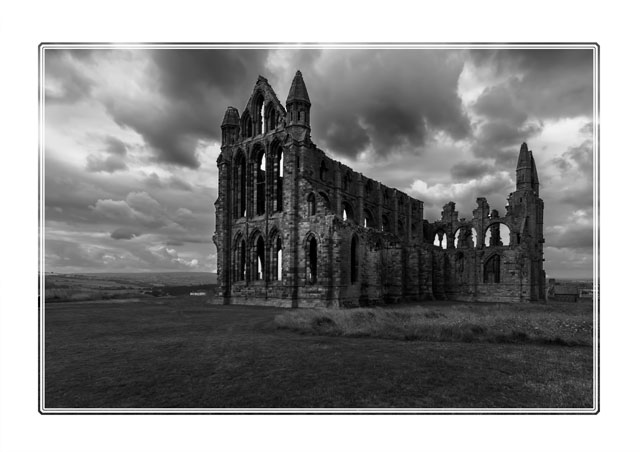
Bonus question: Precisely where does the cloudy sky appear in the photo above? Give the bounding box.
[43,46,595,278]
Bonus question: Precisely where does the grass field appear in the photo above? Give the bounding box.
[44,298,594,409]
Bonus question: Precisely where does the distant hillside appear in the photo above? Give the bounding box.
[43,272,217,303]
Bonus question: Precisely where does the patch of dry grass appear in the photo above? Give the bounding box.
[274,303,593,346]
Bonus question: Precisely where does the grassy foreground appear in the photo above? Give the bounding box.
[45,298,594,409]
[275,302,593,346]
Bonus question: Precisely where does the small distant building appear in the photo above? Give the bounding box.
[579,288,594,300]
[547,278,579,302]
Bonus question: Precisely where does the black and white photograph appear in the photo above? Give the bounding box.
[39,43,598,413]
[2,2,639,451]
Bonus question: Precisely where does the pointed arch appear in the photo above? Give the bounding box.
[455,251,465,282]
[270,140,284,212]
[363,208,375,228]
[433,229,447,248]
[249,229,266,281]
[253,91,265,135]
[381,214,390,232]
[343,171,352,191]
[241,110,252,138]
[305,232,319,285]
[483,253,501,283]
[317,191,331,215]
[484,222,511,247]
[454,226,477,249]
[365,179,374,195]
[342,200,355,222]
[307,192,316,216]
[233,150,247,219]
[251,144,266,217]
[320,160,329,182]
[264,102,277,132]
[269,227,284,282]
[232,232,247,282]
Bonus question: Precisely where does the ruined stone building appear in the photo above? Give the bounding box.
[212,71,545,307]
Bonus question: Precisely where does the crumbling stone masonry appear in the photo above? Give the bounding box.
[212,71,545,307]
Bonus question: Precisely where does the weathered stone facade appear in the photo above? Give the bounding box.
[212,71,545,307]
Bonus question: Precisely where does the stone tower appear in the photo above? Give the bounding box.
[508,142,546,300]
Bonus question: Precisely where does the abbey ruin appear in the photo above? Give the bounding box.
[212,71,546,307]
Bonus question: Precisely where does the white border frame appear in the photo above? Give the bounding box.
[38,42,600,415]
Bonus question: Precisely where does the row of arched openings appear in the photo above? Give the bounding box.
[433,223,512,249]
[232,230,283,283]
[232,144,284,219]
[340,202,415,240]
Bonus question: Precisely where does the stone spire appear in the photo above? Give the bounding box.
[221,106,240,127]
[516,142,534,192]
[221,106,240,146]
[286,70,311,105]
[516,142,531,171]
[286,70,311,140]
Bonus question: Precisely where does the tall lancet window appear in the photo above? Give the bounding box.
[256,150,266,216]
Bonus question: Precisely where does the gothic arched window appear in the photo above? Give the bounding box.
[307,193,316,216]
[233,237,246,282]
[233,152,246,219]
[484,254,501,283]
[270,232,283,282]
[254,148,266,216]
[320,161,328,181]
[307,235,318,284]
[254,235,266,281]
[273,145,284,212]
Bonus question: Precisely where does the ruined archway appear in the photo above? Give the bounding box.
[484,223,511,247]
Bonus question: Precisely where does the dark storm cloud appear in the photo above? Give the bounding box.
[450,160,495,181]
[470,80,544,165]
[152,49,271,100]
[110,227,142,240]
[469,49,594,119]
[48,49,272,169]
[102,49,272,168]
[468,49,592,167]
[472,119,543,165]
[286,50,471,158]
[553,139,593,177]
[473,82,527,123]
